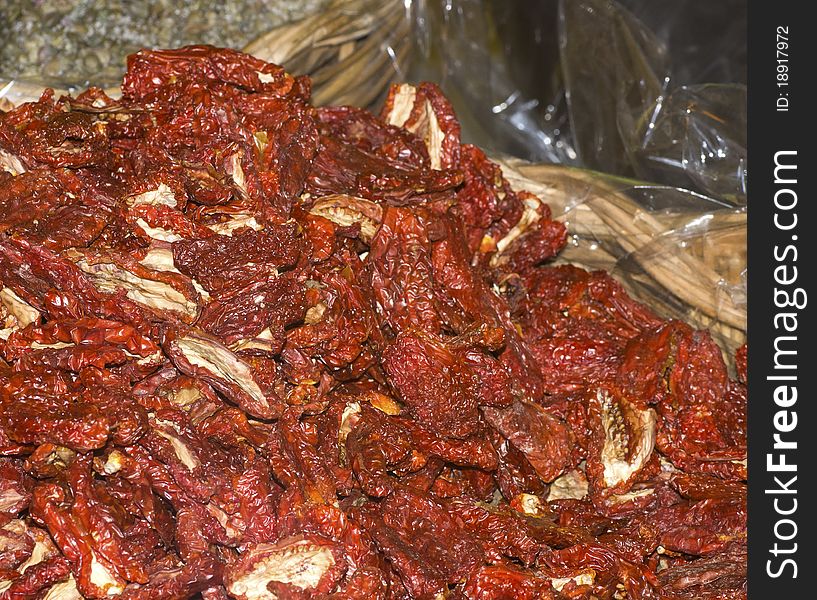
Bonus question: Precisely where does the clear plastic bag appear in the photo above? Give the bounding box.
[624,83,747,205]
[403,0,747,206]
[559,0,747,206]
[402,0,577,165]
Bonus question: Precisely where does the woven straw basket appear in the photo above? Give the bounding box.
[498,161,746,356]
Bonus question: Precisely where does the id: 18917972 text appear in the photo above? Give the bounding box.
[776,26,790,112]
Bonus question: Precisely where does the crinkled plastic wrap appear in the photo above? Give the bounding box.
[404,0,576,165]
[559,0,747,206]
[403,0,746,206]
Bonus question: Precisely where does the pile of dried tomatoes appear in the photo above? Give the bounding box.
[0,47,746,599]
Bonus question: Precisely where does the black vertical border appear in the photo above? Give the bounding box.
[747,2,815,596]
